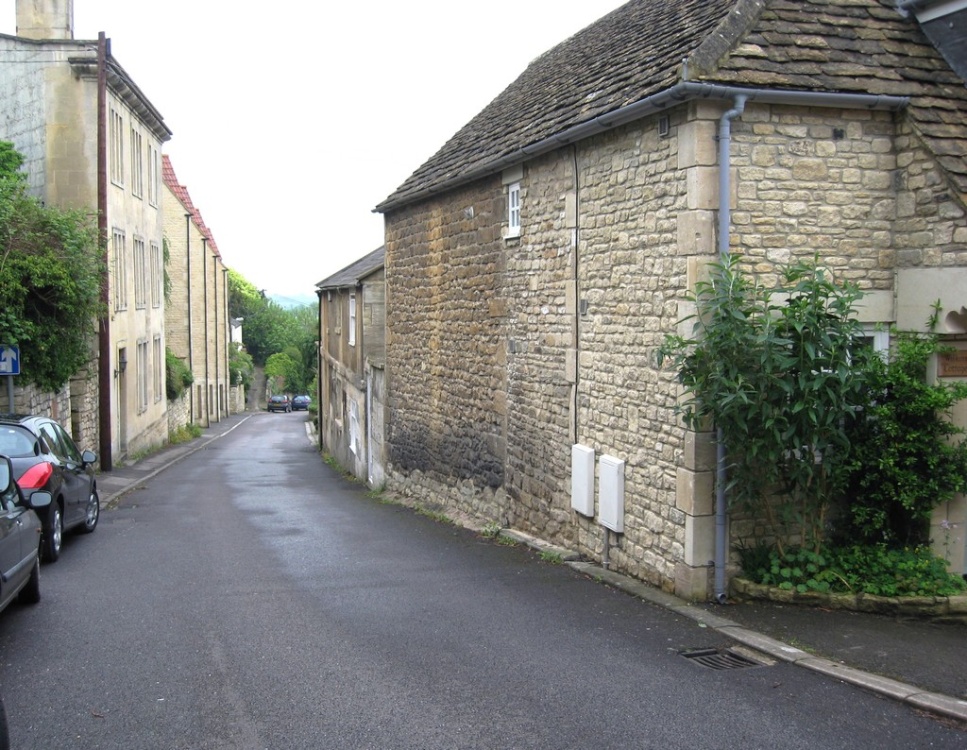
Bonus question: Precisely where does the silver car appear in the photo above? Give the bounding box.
[0,455,50,614]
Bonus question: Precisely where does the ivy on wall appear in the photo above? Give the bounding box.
[0,142,104,391]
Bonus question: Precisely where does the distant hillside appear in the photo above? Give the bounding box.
[270,293,317,310]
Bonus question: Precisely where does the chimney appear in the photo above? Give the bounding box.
[16,0,74,40]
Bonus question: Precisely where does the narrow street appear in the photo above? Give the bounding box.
[0,413,962,749]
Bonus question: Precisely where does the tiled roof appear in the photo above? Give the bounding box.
[376,0,734,211]
[316,246,385,290]
[698,0,967,194]
[161,155,221,259]
[377,0,967,211]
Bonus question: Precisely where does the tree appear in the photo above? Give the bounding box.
[0,142,103,391]
[659,256,869,553]
[227,268,317,391]
[264,351,301,394]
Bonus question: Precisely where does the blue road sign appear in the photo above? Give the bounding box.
[0,345,21,376]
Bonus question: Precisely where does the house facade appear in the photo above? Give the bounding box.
[316,247,387,486]
[162,156,233,429]
[1,0,172,466]
[376,0,967,599]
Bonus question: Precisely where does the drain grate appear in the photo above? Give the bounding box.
[680,647,763,670]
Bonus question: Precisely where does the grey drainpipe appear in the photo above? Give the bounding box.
[714,94,746,604]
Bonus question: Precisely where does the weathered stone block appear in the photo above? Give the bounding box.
[675,561,711,602]
[684,513,715,567]
[678,120,717,168]
[677,211,715,256]
[676,467,714,516]
[683,429,716,471]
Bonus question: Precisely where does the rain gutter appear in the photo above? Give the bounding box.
[375,82,908,214]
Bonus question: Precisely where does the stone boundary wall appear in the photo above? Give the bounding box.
[167,391,190,434]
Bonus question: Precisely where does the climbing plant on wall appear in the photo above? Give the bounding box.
[0,142,104,391]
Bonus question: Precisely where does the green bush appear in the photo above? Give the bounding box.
[165,349,193,400]
[839,312,967,546]
[1,141,104,391]
[738,543,966,597]
[658,256,869,553]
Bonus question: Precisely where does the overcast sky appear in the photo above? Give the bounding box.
[4,0,629,297]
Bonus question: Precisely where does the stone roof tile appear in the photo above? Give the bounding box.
[378,0,967,211]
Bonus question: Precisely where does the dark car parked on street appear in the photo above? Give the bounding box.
[291,395,311,411]
[0,415,99,562]
[267,395,291,413]
[0,455,49,614]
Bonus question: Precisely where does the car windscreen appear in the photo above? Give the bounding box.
[0,426,38,457]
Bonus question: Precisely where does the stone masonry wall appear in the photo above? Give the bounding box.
[730,103,899,289]
[572,111,692,590]
[383,97,967,600]
[384,178,509,522]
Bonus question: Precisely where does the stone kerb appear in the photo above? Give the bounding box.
[731,577,967,623]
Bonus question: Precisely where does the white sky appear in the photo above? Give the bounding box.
[3,0,628,297]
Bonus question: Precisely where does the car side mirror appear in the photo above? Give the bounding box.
[29,490,52,509]
[81,450,97,466]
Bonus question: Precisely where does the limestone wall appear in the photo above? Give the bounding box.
[383,97,967,599]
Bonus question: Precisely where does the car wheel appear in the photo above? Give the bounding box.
[42,504,63,562]
[18,555,40,604]
[81,488,100,533]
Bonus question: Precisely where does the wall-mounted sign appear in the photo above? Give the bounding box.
[938,349,967,378]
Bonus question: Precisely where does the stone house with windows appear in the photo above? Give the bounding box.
[1,0,172,468]
[375,0,967,600]
[162,155,233,431]
[316,247,387,486]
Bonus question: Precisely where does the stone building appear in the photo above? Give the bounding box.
[0,0,172,467]
[162,156,233,429]
[316,247,387,486]
[375,0,967,600]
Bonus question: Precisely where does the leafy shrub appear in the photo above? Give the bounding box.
[165,349,193,400]
[1,141,104,391]
[658,256,869,553]
[738,543,966,597]
[839,314,967,546]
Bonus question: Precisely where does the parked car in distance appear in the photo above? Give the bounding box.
[267,395,291,413]
[0,455,49,615]
[291,395,311,411]
[0,415,99,562]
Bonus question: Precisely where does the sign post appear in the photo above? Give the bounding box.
[0,345,21,413]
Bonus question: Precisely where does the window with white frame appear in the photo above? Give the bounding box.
[856,324,890,357]
[133,237,147,309]
[153,336,163,402]
[112,229,128,311]
[110,108,124,186]
[507,181,521,238]
[137,340,149,413]
[147,145,159,206]
[130,127,143,198]
[150,242,162,307]
[348,294,357,347]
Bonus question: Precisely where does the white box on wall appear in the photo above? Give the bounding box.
[599,455,625,533]
[571,444,595,516]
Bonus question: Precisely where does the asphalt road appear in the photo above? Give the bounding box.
[0,413,964,749]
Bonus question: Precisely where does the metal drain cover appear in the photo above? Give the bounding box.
[680,647,764,670]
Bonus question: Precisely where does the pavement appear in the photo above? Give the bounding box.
[96,411,967,725]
